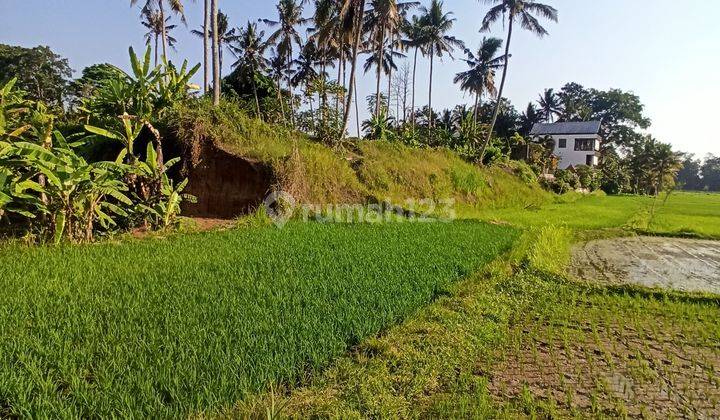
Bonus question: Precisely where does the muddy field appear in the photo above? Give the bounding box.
[571,236,720,294]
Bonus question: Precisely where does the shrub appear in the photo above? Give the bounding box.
[573,165,601,191]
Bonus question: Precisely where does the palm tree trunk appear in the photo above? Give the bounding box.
[342,0,366,138]
[203,0,210,93]
[211,0,220,106]
[411,46,418,130]
[473,92,479,129]
[252,64,261,119]
[479,16,513,163]
[277,76,287,123]
[154,36,159,67]
[387,34,394,119]
[159,0,168,61]
[308,83,316,129]
[375,26,386,118]
[335,51,343,115]
[354,76,361,138]
[287,55,295,128]
[428,53,434,128]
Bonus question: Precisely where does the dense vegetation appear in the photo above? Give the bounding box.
[1,0,693,222]
[0,49,198,243]
[0,221,516,417]
[677,154,720,191]
[168,98,551,207]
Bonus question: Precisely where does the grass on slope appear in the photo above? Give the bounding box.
[355,142,550,210]
[167,100,550,210]
[0,221,516,418]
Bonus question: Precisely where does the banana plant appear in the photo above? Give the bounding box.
[7,136,132,243]
[0,78,31,139]
[137,175,194,230]
[155,58,201,114]
[134,142,195,230]
[0,166,46,220]
[85,113,144,162]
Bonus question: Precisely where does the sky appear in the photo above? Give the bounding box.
[1,0,719,157]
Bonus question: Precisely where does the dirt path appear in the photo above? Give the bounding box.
[571,236,720,294]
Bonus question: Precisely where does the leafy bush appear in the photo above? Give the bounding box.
[504,160,539,185]
[544,169,581,194]
[573,164,601,191]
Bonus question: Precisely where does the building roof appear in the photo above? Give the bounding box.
[530,121,602,136]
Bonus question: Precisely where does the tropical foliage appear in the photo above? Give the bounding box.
[0,46,197,243]
[1,0,697,244]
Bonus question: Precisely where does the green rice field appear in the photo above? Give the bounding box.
[0,221,516,417]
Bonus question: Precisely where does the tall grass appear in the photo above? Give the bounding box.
[0,221,516,417]
[356,141,551,210]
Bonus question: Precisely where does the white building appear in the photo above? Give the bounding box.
[530,121,603,169]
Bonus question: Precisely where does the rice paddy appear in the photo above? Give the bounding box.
[0,221,516,417]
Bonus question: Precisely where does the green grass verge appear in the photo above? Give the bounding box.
[471,191,720,240]
[0,221,516,418]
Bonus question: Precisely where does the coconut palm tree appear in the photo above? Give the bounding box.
[202,0,210,92]
[453,37,505,128]
[262,0,310,126]
[291,40,325,121]
[193,11,235,81]
[537,88,562,122]
[365,0,419,118]
[363,49,405,116]
[651,141,683,195]
[141,9,178,66]
[338,0,368,137]
[401,15,429,130]
[130,0,187,61]
[479,0,558,161]
[230,22,270,118]
[268,48,290,122]
[311,0,342,109]
[418,0,463,128]
[211,0,220,105]
[519,102,542,136]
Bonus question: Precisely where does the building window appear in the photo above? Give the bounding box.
[586,155,595,166]
[575,138,595,151]
[558,139,567,148]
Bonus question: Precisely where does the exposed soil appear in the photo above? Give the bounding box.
[487,236,720,417]
[571,236,720,294]
[182,143,274,219]
[489,317,720,418]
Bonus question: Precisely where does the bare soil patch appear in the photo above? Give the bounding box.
[571,236,720,294]
[489,311,720,418]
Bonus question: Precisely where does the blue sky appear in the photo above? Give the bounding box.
[2,0,719,156]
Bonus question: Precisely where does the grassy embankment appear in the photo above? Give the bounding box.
[234,192,720,418]
[168,100,550,211]
[0,222,516,417]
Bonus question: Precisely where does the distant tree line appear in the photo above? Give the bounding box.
[677,155,720,192]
